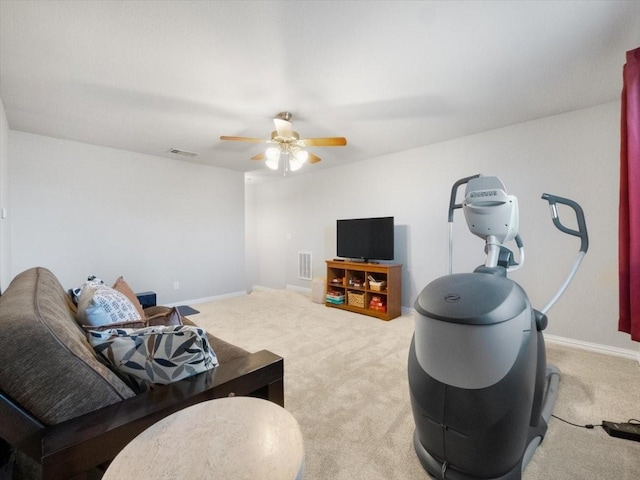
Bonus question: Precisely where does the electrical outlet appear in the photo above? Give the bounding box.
[173,281,180,290]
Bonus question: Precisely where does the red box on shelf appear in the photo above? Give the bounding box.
[369,295,386,312]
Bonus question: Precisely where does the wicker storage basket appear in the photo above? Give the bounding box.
[347,291,365,308]
[369,280,387,292]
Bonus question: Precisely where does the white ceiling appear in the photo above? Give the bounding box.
[1,1,639,180]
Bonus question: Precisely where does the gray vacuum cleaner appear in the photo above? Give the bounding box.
[408,175,589,480]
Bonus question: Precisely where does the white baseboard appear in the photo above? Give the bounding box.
[286,284,312,295]
[165,290,247,307]
[545,334,639,362]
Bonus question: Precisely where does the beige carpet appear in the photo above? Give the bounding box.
[190,287,640,480]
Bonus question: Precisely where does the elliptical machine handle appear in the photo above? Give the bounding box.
[447,174,482,274]
[539,193,589,315]
[541,193,589,253]
[448,174,481,222]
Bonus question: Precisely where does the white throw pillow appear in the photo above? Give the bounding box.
[77,284,142,327]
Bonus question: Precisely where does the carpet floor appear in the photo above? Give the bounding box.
[190,287,640,480]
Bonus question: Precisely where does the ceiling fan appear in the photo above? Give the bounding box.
[220,112,347,172]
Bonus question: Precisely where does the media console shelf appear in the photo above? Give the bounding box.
[325,260,402,321]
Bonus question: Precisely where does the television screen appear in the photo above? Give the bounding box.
[336,216,394,262]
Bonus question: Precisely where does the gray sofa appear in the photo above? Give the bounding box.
[0,267,284,479]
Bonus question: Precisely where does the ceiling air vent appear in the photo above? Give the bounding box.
[168,148,198,157]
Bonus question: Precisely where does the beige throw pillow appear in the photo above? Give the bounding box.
[112,276,145,319]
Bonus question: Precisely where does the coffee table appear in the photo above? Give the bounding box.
[103,396,304,479]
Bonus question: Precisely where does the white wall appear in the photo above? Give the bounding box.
[0,99,10,292]
[247,101,636,353]
[5,101,634,353]
[9,131,246,303]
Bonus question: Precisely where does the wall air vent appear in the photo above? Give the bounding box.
[298,251,312,280]
[168,148,199,157]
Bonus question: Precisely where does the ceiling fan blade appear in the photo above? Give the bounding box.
[308,152,322,164]
[273,118,293,138]
[301,137,347,147]
[251,152,265,161]
[220,135,266,143]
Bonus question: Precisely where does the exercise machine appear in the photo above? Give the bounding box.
[408,175,588,479]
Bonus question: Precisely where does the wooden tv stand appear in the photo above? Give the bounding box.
[325,260,402,321]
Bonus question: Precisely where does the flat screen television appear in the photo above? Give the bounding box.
[336,216,394,262]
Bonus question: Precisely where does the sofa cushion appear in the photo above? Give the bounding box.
[87,325,218,392]
[77,284,142,327]
[82,319,147,331]
[145,307,183,327]
[0,267,136,426]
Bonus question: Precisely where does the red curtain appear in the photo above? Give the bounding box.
[619,47,640,342]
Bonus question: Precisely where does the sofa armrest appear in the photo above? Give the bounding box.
[19,350,284,480]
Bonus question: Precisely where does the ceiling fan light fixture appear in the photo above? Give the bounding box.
[265,147,280,170]
[292,148,308,163]
[288,147,308,172]
[289,157,303,171]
